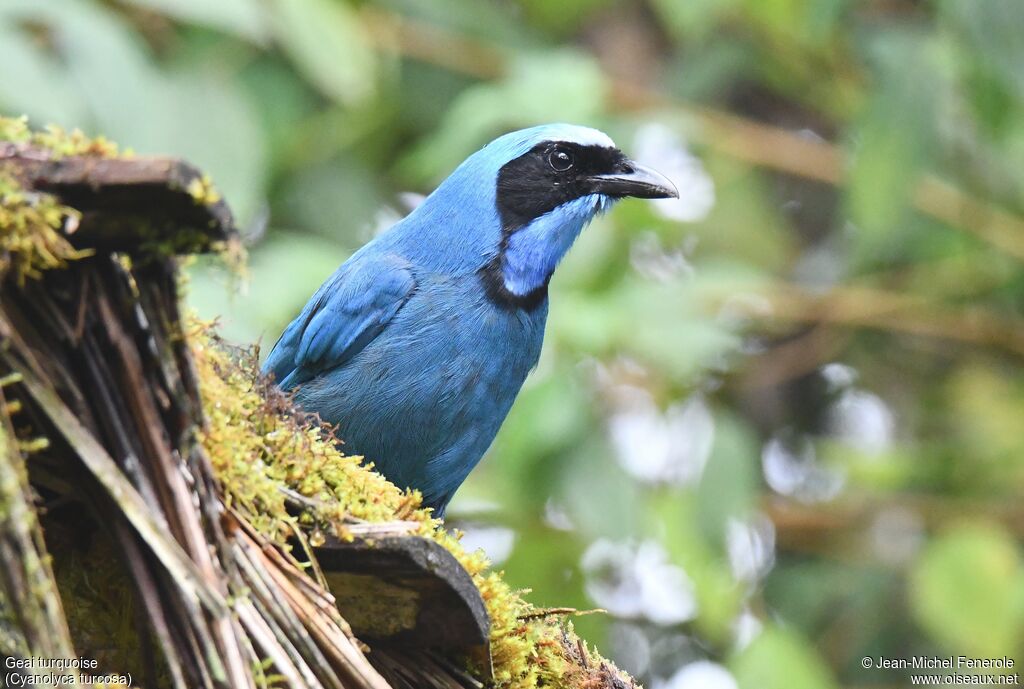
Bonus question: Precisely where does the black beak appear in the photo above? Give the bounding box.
[586,161,679,199]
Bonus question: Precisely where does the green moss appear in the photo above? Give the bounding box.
[0,170,92,285]
[192,323,423,540]
[0,116,127,284]
[2,117,245,278]
[186,174,222,207]
[137,225,222,260]
[190,320,634,689]
[0,115,121,158]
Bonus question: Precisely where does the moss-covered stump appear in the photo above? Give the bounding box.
[0,116,637,689]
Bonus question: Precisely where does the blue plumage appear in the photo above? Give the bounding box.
[263,124,676,515]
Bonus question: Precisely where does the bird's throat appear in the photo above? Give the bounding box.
[481,194,608,310]
[480,253,549,310]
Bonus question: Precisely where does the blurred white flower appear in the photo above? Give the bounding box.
[827,389,894,454]
[762,436,844,502]
[632,123,715,222]
[582,539,697,625]
[581,539,644,617]
[608,390,715,487]
[397,191,426,210]
[661,661,738,689]
[630,232,695,282]
[543,498,575,531]
[457,524,516,565]
[726,514,775,583]
[732,608,763,650]
[820,362,858,391]
[637,541,699,625]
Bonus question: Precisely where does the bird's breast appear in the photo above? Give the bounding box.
[292,273,547,506]
[414,277,548,386]
[315,274,547,426]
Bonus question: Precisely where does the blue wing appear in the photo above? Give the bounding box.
[262,253,417,389]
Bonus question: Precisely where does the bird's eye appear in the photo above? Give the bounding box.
[548,147,574,172]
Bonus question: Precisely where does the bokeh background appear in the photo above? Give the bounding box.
[3,0,1024,687]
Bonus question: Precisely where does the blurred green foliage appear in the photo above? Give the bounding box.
[2,0,1023,686]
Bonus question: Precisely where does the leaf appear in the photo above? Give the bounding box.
[945,364,1024,490]
[684,154,795,273]
[25,1,267,224]
[846,32,942,262]
[732,626,838,689]
[493,375,592,465]
[401,50,608,182]
[519,0,614,34]
[940,0,1024,102]
[121,0,270,41]
[153,72,269,228]
[278,158,384,243]
[270,0,376,106]
[2,0,268,227]
[655,492,745,644]
[0,0,158,139]
[380,0,530,47]
[649,0,740,42]
[696,412,758,542]
[187,232,351,346]
[0,25,87,126]
[909,521,1024,656]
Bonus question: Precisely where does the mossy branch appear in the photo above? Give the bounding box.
[0,116,637,689]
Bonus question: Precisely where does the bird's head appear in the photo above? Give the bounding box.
[487,123,679,229]
[399,124,678,307]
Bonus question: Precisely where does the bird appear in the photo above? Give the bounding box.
[263,124,678,516]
